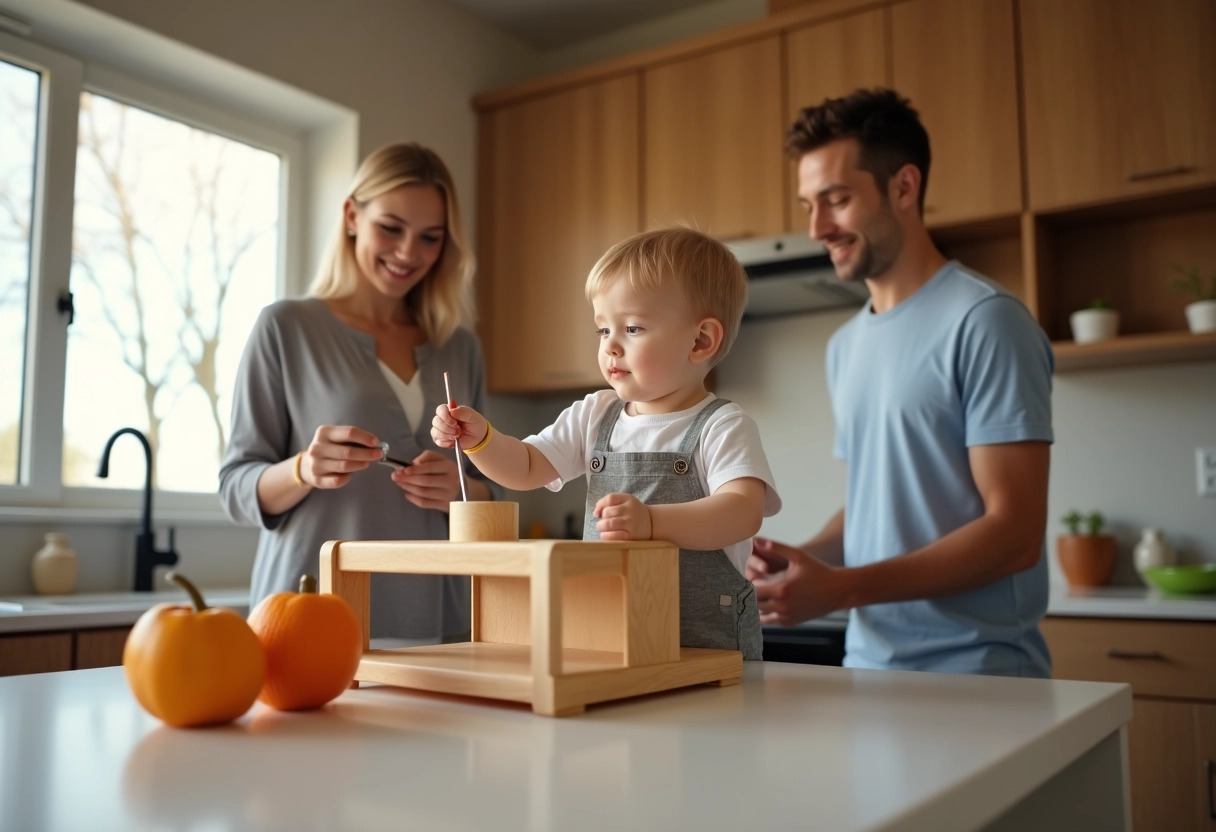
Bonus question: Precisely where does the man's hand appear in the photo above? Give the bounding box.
[593,492,652,541]
[750,537,847,625]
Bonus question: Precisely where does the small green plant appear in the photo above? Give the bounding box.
[1087,297,1112,310]
[1062,510,1105,535]
[1173,264,1216,301]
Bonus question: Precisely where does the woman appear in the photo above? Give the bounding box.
[220,143,502,640]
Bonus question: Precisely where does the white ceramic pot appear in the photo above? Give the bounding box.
[1183,299,1216,334]
[31,532,78,595]
[1133,527,1175,576]
[1069,308,1119,344]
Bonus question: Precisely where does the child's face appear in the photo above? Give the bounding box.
[591,277,709,414]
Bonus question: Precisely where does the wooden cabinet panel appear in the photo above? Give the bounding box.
[891,0,1022,225]
[479,75,640,393]
[75,627,131,670]
[1021,0,1216,210]
[1042,617,1216,699]
[0,633,72,676]
[1045,617,1216,832]
[1197,705,1216,832]
[1128,700,1216,832]
[644,36,785,239]
[785,8,889,231]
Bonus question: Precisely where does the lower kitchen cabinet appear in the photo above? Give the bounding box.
[0,633,72,676]
[0,626,131,676]
[1042,616,1216,832]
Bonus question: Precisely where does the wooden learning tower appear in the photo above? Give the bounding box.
[320,501,743,716]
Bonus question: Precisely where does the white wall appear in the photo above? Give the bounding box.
[537,0,766,74]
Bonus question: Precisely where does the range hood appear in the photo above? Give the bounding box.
[728,232,868,318]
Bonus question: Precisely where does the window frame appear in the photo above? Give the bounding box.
[0,30,306,516]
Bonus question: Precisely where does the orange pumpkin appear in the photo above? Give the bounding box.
[123,572,265,728]
[247,574,362,711]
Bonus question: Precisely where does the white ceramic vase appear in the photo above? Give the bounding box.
[1183,299,1216,334]
[1069,308,1119,344]
[1133,527,1175,576]
[31,532,78,595]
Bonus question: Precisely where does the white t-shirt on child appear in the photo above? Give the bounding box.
[524,390,782,575]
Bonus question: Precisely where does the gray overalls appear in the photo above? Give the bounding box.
[582,398,763,660]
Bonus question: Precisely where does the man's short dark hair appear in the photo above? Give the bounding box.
[786,88,931,213]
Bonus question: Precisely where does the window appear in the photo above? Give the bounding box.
[0,30,304,511]
[0,57,38,486]
[65,93,281,493]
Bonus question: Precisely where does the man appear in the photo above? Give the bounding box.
[749,88,1054,677]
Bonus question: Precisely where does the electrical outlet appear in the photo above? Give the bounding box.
[1198,447,1216,498]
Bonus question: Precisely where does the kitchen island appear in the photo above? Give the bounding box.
[1,661,1130,831]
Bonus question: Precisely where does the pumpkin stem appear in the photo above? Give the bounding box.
[299,574,317,594]
[166,572,209,612]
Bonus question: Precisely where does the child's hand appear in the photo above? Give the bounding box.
[430,404,488,450]
[593,493,652,541]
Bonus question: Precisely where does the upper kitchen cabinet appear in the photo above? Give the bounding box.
[643,36,785,239]
[785,7,890,232]
[890,0,1022,226]
[477,76,640,393]
[1020,0,1216,211]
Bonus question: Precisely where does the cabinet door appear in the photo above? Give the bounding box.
[479,75,640,393]
[785,8,889,232]
[644,36,784,239]
[0,633,72,676]
[1197,704,1216,832]
[75,627,131,669]
[1021,0,1216,210]
[891,0,1022,225]
[1128,699,1216,832]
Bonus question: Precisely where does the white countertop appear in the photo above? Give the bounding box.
[0,588,250,633]
[5,582,1213,637]
[0,661,1130,832]
[1047,584,1216,620]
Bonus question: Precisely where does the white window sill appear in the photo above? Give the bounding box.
[0,506,240,527]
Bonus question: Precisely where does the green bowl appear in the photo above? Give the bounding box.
[1142,564,1216,594]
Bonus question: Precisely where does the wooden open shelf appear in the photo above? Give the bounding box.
[1053,331,1216,372]
[320,537,743,716]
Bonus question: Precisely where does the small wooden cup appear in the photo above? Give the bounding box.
[450,501,519,542]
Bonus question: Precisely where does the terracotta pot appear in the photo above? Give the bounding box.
[1057,534,1117,587]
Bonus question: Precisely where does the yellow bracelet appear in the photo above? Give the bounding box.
[292,451,310,488]
[463,422,493,454]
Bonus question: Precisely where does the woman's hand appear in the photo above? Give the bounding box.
[391,449,463,510]
[298,426,383,489]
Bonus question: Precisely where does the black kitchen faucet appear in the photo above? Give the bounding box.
[96,427,180,591]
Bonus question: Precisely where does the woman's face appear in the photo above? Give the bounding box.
[345,184,447,300]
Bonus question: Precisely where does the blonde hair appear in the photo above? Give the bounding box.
[585,227,747,367]
[309,142,474,346]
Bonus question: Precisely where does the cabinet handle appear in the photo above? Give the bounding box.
[1126,164,1195,182]
[1207,760,1215,820]
[1104,648,1164,660]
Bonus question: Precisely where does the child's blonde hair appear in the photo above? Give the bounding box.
[585,227,747,367]
[309,142,474,347]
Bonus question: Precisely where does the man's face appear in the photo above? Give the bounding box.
[796,139,904,283]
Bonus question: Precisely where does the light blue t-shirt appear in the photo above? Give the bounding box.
[826,261,1054,677]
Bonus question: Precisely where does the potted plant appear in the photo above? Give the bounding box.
[1057,510,1117,587]
[1173,264,1216,334]
[1069,298,1119,344]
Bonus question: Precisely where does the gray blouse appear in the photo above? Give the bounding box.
[218,298,502,639]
